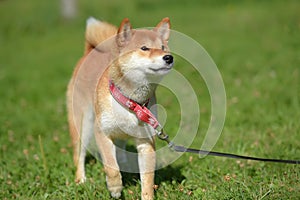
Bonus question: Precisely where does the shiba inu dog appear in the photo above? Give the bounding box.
[67,17,173,200]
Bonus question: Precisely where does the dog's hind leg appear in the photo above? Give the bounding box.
[75,106,94,183]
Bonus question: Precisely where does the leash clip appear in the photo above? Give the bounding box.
[155,125,166,139]
[155,125,175,149]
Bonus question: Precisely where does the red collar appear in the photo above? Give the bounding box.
[109,80,159,129]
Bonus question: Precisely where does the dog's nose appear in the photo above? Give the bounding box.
[163,55,173,65]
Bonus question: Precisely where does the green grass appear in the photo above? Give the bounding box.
[1,0,300,199]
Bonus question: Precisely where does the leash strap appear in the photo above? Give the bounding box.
[173,145,300,164]
[109,80,300,165]
[157,129,300,164]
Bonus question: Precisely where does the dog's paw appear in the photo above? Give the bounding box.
[111,191,121,199]
[75,176,86,184]
[110,186,123,199]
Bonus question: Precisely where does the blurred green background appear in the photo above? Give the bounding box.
[0,0,299,199]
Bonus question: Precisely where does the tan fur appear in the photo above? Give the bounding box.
[67,17,172,200]
[84,18,118,54]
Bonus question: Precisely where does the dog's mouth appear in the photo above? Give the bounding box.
[149,66,173,72]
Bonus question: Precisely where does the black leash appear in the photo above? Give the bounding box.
[109,79,300,165]
[157,129,300,165]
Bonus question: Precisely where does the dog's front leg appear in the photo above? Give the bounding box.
[95,130,123,199]
[136,138,155,200]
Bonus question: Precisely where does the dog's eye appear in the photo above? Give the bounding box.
[162,45,165,51]
[141,46,150,51]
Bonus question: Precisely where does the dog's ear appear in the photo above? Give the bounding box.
[117,18,132,47]
[154,17,171,42]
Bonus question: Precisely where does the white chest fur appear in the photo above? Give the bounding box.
[99,96,154,140]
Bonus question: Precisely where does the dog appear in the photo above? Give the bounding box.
[67,17,173,200]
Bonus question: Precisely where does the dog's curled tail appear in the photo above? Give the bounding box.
[85,17,118,54]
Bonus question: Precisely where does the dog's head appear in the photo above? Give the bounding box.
[115,18,173,83]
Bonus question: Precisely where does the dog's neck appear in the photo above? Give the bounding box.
[117,81,156,104]
[109,63,157,104]
[112,79,156,105]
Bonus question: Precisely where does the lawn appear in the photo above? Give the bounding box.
[0,0,299,199]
